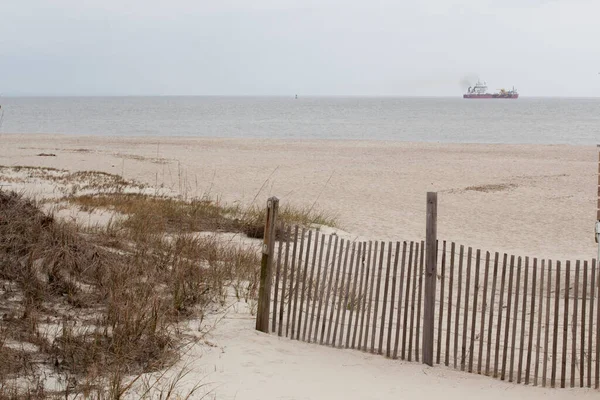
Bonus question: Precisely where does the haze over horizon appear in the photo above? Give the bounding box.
[2,0,600,97]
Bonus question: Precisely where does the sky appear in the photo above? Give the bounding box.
[1,0,600,97]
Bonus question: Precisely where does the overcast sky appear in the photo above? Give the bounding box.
[1,0,600,96]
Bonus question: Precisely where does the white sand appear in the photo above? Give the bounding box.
[161,300,598,400]
[1,133,598,399]
[1,134,597,261]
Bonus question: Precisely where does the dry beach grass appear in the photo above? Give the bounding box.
[0,190,256,398]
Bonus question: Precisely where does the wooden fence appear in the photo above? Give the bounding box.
[256,197,600,389]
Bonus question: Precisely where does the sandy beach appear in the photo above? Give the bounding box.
[1,134,597,261]
[1,133,599,399]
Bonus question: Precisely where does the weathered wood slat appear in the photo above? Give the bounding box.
[313,234,331,343]
[486,252,499,376]
[561,261,570,388]
[595,259,600,390]
[362,241,375,350]
[517,257,529,384]
[356,242,368,350]
[340,243,357,347]
[305,231,321,341]
[509,256,522,382]
[272,226,284,334]
[588,260,596,387]
[534,259,545,386]
[445,242,456,367]
[290,228,306,339]
[320,236,338,345]
[409,242,420,362]
[517,257,531,383]
[393,242,408,360]
[494,253,508,378]
[297,230,313,340]
[402,242,414,360]
[371,242,385,353]
[346,243,362,348]
[501,254,514,381]
[348,242,365,349]
[386,242,400,357]
[308,233,325,341]
[332,240,350,347]
[327,238,345,345]
[454,245,464,370]
[526,258,538,385]
[437,240,447,365]
[581,260,588,387]
[278,226,292,337]
[477,251,490,374]
[286,226,300,337]
[571,260,579,387]
[468,249,480,373]
[461,247,472,371]
[551,261,561,388]
[416,240,425,362]
[378,243,392,355]
[543,260,553,387]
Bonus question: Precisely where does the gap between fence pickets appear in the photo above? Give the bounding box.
[255,195,600,391]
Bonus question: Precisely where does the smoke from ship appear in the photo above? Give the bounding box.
[459,74,479,91]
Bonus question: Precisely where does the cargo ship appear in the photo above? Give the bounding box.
[463,80,518,99]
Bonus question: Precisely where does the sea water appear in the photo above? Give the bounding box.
[1,96,598,144]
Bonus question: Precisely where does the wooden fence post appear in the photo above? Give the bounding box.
[256,196,279,333]
[423,192,438,366]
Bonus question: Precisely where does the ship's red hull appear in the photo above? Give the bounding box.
[463,93,519,99]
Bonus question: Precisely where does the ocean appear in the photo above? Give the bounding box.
[1,96,599,144]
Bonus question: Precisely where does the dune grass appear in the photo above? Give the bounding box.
[0,166,338,397]
[239,203,339,238]
[0,190,260,398]
[68,192,339,239]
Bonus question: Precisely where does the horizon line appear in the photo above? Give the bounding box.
[2,94,600,99]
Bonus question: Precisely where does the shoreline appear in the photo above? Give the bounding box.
[0,132,597,147]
